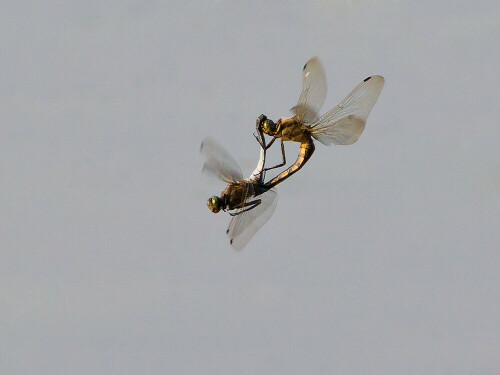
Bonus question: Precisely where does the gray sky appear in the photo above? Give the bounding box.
[1,1,499,374]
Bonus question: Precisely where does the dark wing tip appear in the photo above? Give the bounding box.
[363,76,372,82]
[226,228,229,234]
[230,239,233,245]
[303,63,307,71]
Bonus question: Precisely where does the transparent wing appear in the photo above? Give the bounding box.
[309,75,384,145]
[200,137,243,183]
[226,189,278,251]
[290,57,327,124]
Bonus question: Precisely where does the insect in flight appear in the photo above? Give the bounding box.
[257,57,385,188]
[201,123,282,250]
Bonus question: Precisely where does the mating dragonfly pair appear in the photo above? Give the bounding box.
[201,57,385,249]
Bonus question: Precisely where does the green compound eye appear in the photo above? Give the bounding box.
[207,196,221,213]
[263,119,277,135]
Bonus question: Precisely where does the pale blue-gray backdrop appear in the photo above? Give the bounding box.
[2,1,499,374]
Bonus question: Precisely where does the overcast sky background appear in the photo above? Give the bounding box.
[1,1,499,374]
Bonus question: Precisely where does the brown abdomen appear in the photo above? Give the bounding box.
[264,141,315,189]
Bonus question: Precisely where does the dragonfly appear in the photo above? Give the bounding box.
[257,57,385,188]
[201,122,282,250]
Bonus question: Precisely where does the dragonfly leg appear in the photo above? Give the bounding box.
[253,132,266,148]
[264,136,277,150]
[264,139,286,171]
[254,134,277,149]
[228,199,262,216]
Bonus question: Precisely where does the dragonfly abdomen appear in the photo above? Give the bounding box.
[264,141,315,189]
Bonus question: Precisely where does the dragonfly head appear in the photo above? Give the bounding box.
[207,195,221,213]
[257,114,278,136]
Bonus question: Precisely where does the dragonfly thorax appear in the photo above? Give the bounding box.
[219,182,257,212]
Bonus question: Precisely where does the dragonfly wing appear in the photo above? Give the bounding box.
[309,75,384,145]
[290,57,327,124]
[226,188,278,251]
[200,137,243,183]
